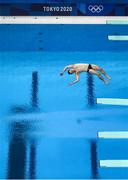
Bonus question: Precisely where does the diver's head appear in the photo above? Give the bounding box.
[68,69,75,75]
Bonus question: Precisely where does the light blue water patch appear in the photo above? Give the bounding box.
[36,138,91,179]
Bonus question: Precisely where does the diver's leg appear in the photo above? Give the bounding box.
[91,65,111,80]
[89,69,108,84]
[99,68,111,80]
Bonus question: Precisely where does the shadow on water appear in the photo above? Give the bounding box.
[87,73,96,107]
[6,121,37,179]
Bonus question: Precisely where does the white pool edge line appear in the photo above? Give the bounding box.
[100,160,128,167]
[98,132,128,139]
[97,98,128,106]
[0,16,128,24]
[108,35,128,41]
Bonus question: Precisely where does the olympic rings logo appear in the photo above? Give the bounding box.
[88,5,104,13]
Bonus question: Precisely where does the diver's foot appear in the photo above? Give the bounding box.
[107,76,111,80]
[104,80,109,85]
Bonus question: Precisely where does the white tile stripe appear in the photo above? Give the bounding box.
[98,131,128,139]
[108,35,128,40]
[106,20,128,24]
[100,160,128,167]
[97,98,128,106]
[0,16,128,24]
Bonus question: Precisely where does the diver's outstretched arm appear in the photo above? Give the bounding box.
[69,72,80,86]
[60,64,74,76]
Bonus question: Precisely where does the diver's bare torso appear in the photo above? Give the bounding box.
[71,63,98,72]
[72,63,88,72]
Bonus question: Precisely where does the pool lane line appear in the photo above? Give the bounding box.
[87,73,96,106]
[90,139,99,179]
[98,131,128,139]
[97,98,128,106]
[32,71,38,110]
[100,160,128,168]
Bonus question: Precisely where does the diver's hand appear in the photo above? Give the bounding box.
[104,80,110,85]
[60,72,63,76]
[68,82,74,86]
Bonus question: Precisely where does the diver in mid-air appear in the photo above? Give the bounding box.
[60,63,111,86]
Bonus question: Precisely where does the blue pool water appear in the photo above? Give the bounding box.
[0,23,128,179]
[0,51,128,179]
[0,51,128,114]
[0,24,128,51]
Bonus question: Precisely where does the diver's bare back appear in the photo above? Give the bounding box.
[72,63,89,72]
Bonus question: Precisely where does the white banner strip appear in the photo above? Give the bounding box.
[97,98,128,106]
[108,35,128,40]
[0,16,128,24]
[100,160,128,167]
[98,131,128,139]
[106,19,128,24]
